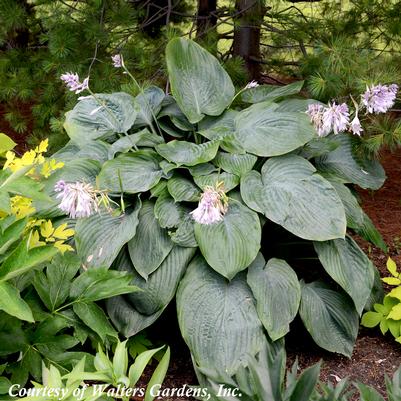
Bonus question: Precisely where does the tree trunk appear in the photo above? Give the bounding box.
[233,0,263,80]
[196,0,217,41]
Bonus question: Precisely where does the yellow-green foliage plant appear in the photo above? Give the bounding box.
[362,257,401,342]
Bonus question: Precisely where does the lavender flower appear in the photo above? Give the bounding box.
[191,185,228,225]
[362,84,398,114]
[60,73,89,94]
[55,180,98,219]
[322,102,350,135]
[349,114,363,136]
[245,80,259,90]
[111,54,123,68]
[306,103,327,137]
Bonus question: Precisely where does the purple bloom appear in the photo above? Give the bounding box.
[362,84,398,114]
[306,103,328,137]
[60,72,89,94]
[111,54,123,68]
[55,180,98,219]
[349,114,363,136]
[191,186,228,225]
[322,102,350,135]
[245,80,259,89]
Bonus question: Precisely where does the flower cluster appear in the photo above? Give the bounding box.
[362,84,398,114]
[55,181,99,219]
[60,72,89,94]
[245,80,259,90]
[111,54,123,68]
[191,183,228,225]
[307,83,398,137]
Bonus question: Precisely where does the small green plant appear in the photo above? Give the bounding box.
[362,257,401,342]
[2,340,170,401]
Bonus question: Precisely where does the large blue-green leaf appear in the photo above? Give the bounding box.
[97,150,163,194]
[64,93,137,144]
[315,135,386,190]
[107,246,195,336]
[177,256,265,375]
[241,81,304,103]
[167,175,200,202]
[314,236,375,315]
[233,102,315,157]
[75,205,140,269]
[133,86,165,128]
[299,281,359,357]
[156,140,220,167]
[241,155,346,241]
[194,200,261,279]
[329,181,387,251]
[166,38,235,123]
[127,201,173,279]
[53,140,110,164]
[247,254,301,341]
[214,152,257,177]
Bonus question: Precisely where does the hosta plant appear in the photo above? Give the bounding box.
[40,38,391,380]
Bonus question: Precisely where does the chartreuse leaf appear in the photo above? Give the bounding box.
[194,200,261,280]
[166,38,235,123]
[177,256,265,375]
[315,134,386,190]
[113,340,129,379]
[314,236,375,315]
[129,345,164,386]
[241,155,346,241]
[75,205,140,269]
[64,92,137,144]
[387,257,398,277]
[361,311,382,328]
[241,81,304,104]
[299,281,359,357]
[247,254,301,341]
[388,304,401,320]
[0,133,16,154]
[0,239,57,281]
[156,140,220,167]
[144,346,170,401]
[0,282,34,322]
[233,102,315,157]
[127,201,173,279]
[98,150,163,194]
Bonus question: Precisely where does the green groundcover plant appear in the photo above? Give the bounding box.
[26,38,397,384]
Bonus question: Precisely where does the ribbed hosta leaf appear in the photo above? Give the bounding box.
[247,254,301,341]
[314,236,375,315]
[53,140,110,164]
[241,81,304,103]
[177,256,265,374]
[166,38,235,123]
[275,98,323,113]
[330,181,387,251]
[127,201,173,280]
[155,140,219,167]
[167,176,200,202]
[154,192,188,228]
[194,172,239,193]
[299,281,359,357]
[75,205,140,269]
[133,86,165,128]
[315,135,386,190]
[64,93,136,144]
[107,246,195,336]
[170,217,198,248]
[97,150,163,194]
[233,103,315,157]
[108,129,164,159]
[214,152,257,177]
[241,155,346,241]
[33,159,101,218]
[194,200,261,279]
